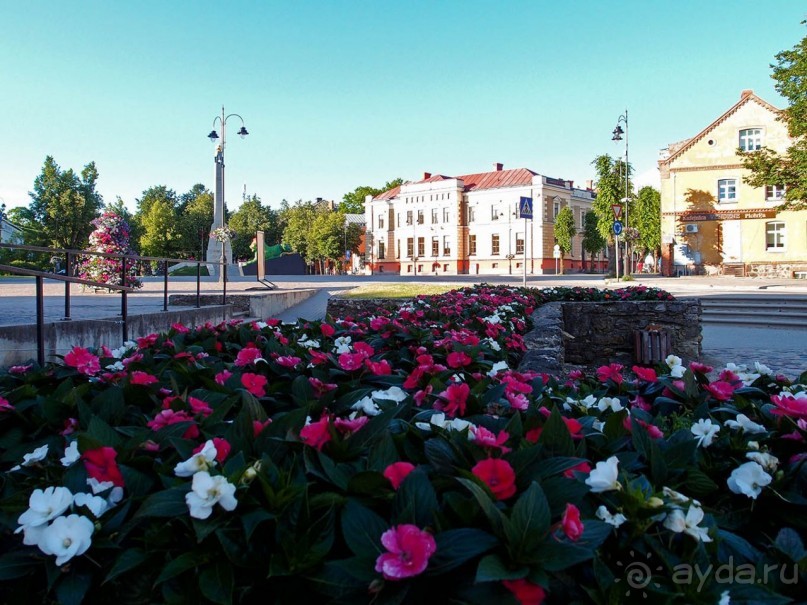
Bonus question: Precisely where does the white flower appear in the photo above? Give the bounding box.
[665,354,683,369]
[747,440,760,450]
[11,444,50,470]
[585,456,621,493]
[372,386,407,403]
[351,396,381,416]
[174,440,218,477]
[105,361,125,371]
[579,394,598,410]
[727,461,772,499]
[596,397,624,413]
[595,505,627,528]
[185,471,238,520]
[16,486,74,530]
[60,441,80,467]
[663,504,712,542]
[332,336,352,354]
[718,590,731,605]
[670,365,686,378]
[724,414,766,434]
[746,451,779,472]
[485,338,501,352]
[754,362,772,376]
[691,418,720,448]
[415,412,474,434]
[592,420,605,432]
[662,487,701,507]
[483,313,502,324]
[36,514,94,566]
[87,477,115,495]
[73,492,109,518]
[297,334,320,349]
[488,361,509,377]
[111,341,136,359]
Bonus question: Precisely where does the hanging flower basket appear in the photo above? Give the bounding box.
[210,226,236,243]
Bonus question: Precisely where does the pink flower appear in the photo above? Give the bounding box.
[770,394,807,419]
[171,322,190,333]
[632,365,658,382]
[0,396,13,412]
[503,579,546,605]
[353,341,375,358]
[320,323,335,337]
[193,438,231,463]
[472,458,517,500]
[334,415,369,435]
[308,377,338,398]
[568,369,585,381]
[9,364,32,374]
[561,503,584,541]
[147,409,199,438]
[471,426,511,453]
[188,396,213,417]
[215,370,232,385]
[704,381,736,402]
[596,363,624,385]
[300,416,332,451]
[365,359,392,376]
[383,462,415,490]
[241,373,268,397]
[338,352,365,371]
[82,446,125,487]
[64,346,101,376]
[129,371,159,385]
[447,351,472,368]
[562,461,592,479]
[374,525,437,580]
[252,418,272,437]
[434,382,471,417]
[276,355,301,369]
[689,361,713,374]
[235,346,264,367]
[413,385,433,406]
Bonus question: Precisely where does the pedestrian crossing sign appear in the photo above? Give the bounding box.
[519,196,533,220]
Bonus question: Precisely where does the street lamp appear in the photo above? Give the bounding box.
[612,109,631,272]
[206,106,248,281]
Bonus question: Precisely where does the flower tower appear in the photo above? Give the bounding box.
[77,212,142,289]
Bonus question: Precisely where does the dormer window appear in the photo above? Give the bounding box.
[739,128,763,151]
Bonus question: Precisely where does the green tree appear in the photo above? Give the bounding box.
[632,186,661,258]
[132,186,178,255]
[553,206,576,275]
[741,25,807,211]
[282,201,318,266]
[310,210,347,273]
[175,185,213,259]
[229,194,280,261]
[592,154,632,275]
[582,209,606,272]
[28,156,104,249]
[341,178,404,214]
[140,198,179,258]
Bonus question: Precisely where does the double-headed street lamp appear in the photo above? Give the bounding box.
[612,109,631,273]
[206,106,248,280]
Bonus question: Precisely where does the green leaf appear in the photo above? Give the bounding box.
[0,551,39,581]
[685,468,718,497]
[199,560,233,605]
[134,486,189,518]
[347,471,390,496]
[423,437,461,473]
[457,477,506,537]
[306,559,372,599]
[241,508,274,542]
[85,415,123,447]
[54,573,92,605]
[155,551,208,585]
[341,499,388,558]
[475,553,528,582]
[393,469,439,527]
[505,481,550,560]
[774,528,806,562]
[104,548,148,584]
[426,529,499,575]
[538,407,575,456]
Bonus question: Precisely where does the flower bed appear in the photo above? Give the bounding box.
[0,284,805,604]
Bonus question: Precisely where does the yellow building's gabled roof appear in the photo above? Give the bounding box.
[659,90,781,166]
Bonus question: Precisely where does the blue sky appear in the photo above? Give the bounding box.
[1,1,803,213]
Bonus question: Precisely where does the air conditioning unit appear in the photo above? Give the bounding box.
[685,224,699,233]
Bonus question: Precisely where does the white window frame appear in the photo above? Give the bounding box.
[765,221,785,251]
[739,128,763,152]
[765,185,786,201]
[718,179,737,203]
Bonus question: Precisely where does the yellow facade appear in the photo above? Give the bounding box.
[658,90,806,277]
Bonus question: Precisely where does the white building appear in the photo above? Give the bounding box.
[0,213,23,244]
[364,163,597,275]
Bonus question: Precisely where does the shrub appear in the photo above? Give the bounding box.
[0,285,804,604]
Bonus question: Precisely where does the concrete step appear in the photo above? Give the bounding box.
[702,316,807,329]
[699,295,807,330]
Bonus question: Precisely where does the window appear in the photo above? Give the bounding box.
[431,209,438,224]
[718,179,737,203]
[406,210,413,225]
[396,213,400,228]
[417,237,425,257]
[378,242,386,259]
[432,237,439,256]
[443,207,450,222]
[553,199,561,220]
[766,185,786,201]
[468,206,476,223]
[766,221,785,250]
[443,235,450,256]
[516,233,524,254]
[396,240,400,259]
[406,238,413,258]
[417,209,424,225]
[492,234,500,255]
[469,234,477,255]
[739,128,763,151]
[491,206,500,221]
[378,216,384,229]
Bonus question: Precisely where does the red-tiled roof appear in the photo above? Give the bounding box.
[373,167,538,200]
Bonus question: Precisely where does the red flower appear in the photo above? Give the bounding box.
[353,341,375,358]
[82,446,124,487]
[276,355,301,369]
[334,415,369,435]
[596,363,624,385]
[308,377,338,398]
[147,409,199,438]
[561,503,584,541]
[308,350,330,366]
[434,382,470,417]
[0,396,13,412]
[383,462,415,489]
[447,351,472,369]
[64,346,101,376]
[215,370,232,385]
[241,373,268,397]
[375,525,436,580]
[365,359,392,376]
[320,323,335,337]
[631,365,658,382]
[472,458,517,500]
[194,438,231,463]
[562,461,592,479]
[188,396,213,417]
[300,415,332,451]
[235,346,264,367]
[689,361,713,374]
[338,352,365,371]
[770,393,807,419]
[471,426,511,453]
[704,380,736,401]
[130,371,159,385]
[252,418,272,437]
[503,579,546,605]
[623,416,664,439]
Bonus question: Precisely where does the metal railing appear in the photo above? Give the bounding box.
[0,243,231,365]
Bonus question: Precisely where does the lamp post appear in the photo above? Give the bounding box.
[612,110,631,273]
[206,106,248,281]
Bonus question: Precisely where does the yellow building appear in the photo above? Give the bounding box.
[658,90,806,278]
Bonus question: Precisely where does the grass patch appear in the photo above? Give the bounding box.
[340,283,455,299]
[169,264,210,276]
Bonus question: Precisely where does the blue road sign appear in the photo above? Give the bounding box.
[519,196,533,219]
[613,220,623,236]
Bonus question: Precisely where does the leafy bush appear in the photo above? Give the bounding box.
[0,285,805,604]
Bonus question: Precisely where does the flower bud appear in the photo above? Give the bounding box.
[646,497,664,508]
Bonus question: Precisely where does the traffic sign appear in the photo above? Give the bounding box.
[612,204,623,220]
[613,220,623,236]
[553,244,561,259]
[519,196,533,220]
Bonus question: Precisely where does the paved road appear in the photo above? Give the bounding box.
[1,273,805,377]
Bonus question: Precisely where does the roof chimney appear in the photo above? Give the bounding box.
[423,172,431,180]
[740,89,754,99]
[494,162,503,171]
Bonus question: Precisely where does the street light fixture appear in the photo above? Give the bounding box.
[205,106,248,281]
[612,109,631,272]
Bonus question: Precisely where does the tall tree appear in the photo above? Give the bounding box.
[553,206,576,275]
[228,194,280,261]
[632,186,661,257]
[139,198,179,258]
[741,25,807,210]
[282,201,318,264]
[175,185,213,259]
[592,154,632,274]
[28,156,104,249]
[582,209,606,272]
[132,186,178,254]
[341,178,404,214]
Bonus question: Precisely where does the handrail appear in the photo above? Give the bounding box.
[0,264,134,291]
[0,242,218,266]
